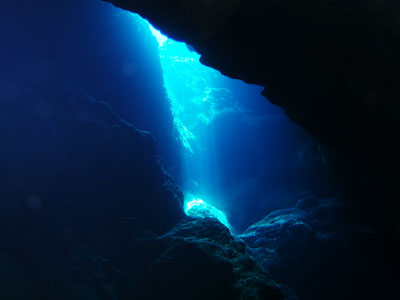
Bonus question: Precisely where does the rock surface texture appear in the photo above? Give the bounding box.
[239,195,394,299]
[0,0,185,239]
[0,1,186,298]
[142,217,285,300]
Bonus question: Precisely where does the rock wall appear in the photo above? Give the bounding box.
[0,1,187,298]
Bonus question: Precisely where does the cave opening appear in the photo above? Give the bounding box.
[140,16,318,234]
[147,21,236,230]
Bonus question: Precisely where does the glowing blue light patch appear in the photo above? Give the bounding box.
[184,198,232,231]
[148,24,168,47]
[186,198,206,210]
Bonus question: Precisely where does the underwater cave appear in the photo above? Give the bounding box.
[0,0,399,300]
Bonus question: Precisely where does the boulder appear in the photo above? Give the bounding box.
[143,217,285,300]
[239,196,397,299]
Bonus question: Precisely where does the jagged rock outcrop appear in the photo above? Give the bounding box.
[239,195,398,300]
[142,217,285,300]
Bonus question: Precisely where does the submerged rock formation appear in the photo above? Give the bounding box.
[136,217,285,300]
[0,1,186,298]
[0,72,186,298]
[239,195,392,299]
[0,0,185,237]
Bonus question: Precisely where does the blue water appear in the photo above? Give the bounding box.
[143,19,310,233]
